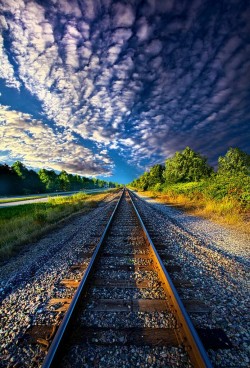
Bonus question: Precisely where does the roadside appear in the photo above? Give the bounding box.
[0,188,110,207]
[0,191,120,367]
[134,189,250,235]
[135,191,250,256]
[134,192,249,367]
[0,189,118,259]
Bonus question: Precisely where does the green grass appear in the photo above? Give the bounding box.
[0,191,113,259]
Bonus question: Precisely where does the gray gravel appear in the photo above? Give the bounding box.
[60,345,192,368]
[63,191,192,368]
[0,192,120,368]
[133,192,250,368]
[1,189,249,367]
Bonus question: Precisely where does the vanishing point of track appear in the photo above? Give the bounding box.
[42,188,212,367]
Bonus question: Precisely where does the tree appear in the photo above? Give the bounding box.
[218,148,250,176]
[12,161,43,193]
[38,169,59,192]
[0,164,22,195]
[58,170,70,191]
[164,147,213,183]
[25,169,44,193]
[133,172,151,191]
[12,161,28,180]
[148,164,165,187]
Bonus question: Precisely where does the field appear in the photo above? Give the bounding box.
[0,191,115,259]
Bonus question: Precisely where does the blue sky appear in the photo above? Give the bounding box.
[0,0,250,184]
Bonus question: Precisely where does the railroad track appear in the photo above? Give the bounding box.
[41,188,212,367]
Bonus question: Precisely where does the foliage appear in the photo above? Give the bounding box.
[0,164,22,195]
[12,161,44,194]
[0,160,118,196]
[218,147,250,176]
[164,147,213,183]
[130,164,164,191]
[129,147,250,227]
[38,169,59,192]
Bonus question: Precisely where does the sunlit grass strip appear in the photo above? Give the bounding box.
[0,191,114,259]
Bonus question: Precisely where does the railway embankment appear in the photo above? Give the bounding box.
[0,190,249,367]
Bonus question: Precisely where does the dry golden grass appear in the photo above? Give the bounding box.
[137,190,250,234]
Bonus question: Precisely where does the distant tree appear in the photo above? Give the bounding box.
[164,147,213,183]
[218,148,250,176]
[38,169,59,192]
[58,170,70,191]
[12,161,43,193]
[25,169,44,193]
[108,181,116,188]
[0,164,22,195]
[12,161,27,180]
[1,160,115,195]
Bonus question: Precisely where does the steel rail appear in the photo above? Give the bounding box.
[128,189,213,368]
[42,188,125,368]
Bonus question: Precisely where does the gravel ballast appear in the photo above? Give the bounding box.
[0,189,249,367]
[133,192,250,368]
[0,193,120,367]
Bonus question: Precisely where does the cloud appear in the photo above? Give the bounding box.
[112,3,135,28]
[0,0,249,178]
[0,34,21,89]
[0,105,113,175]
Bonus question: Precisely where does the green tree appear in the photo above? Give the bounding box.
[38,169,59,192]
[58,170,70,191]
[148,164,165,187]
[12,161,43,193]
[0,164,22,195]
[25,169,44,193]
[218,147,250,176]
[12,161,28,179]
[164,147,213,183]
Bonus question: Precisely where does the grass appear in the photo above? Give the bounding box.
[0,188,110,203]
[131,175,250,233]
[0,190,115,260]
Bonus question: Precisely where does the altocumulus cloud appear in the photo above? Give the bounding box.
[0,105,113,175]
[0,0,249,177]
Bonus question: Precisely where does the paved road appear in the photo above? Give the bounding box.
[0,188,110,208]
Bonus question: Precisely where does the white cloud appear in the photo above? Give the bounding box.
[0,105,113,175]
[136,17,151,42]
[112,3,135,28]
[0,34,21,89]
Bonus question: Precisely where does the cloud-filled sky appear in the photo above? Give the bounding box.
[0,0,249,183]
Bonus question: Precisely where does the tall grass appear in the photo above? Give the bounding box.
[0,191,111,259]
[134,175,250,231]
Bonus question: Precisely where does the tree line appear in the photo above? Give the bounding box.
[0,161,119,196]
[130,147,250,191]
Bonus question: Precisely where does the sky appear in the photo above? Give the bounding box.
[0,0,250,184]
